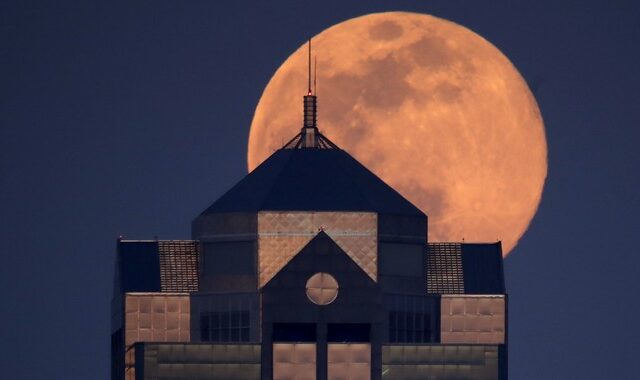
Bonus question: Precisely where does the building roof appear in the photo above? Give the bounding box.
[426,242,505,294]
[115,240,200,293]
[200,148,424,216]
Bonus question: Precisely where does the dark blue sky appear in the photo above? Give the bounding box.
[1,1,639,378]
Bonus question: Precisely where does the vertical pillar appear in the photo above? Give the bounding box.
[262,323,273,380]
[371,322,382,380]
[317,323,327,380]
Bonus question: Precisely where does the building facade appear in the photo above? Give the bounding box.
[111,90,507,380]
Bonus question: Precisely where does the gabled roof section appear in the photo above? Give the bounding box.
[262,231,378,291]
[200,147,424,216]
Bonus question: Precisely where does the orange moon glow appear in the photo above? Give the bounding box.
[248,12,547,256]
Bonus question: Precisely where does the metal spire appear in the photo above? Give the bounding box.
[302,38,318,147]
[281,38,339,150]
[308,38,312,95]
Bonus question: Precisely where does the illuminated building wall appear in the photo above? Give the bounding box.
[112,228,506,380]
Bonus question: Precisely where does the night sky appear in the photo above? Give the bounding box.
[1,1,639,379]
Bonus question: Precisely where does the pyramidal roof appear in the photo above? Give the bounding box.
[200,143,424,216]
[202,39,423,217]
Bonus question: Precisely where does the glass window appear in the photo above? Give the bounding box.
[200,315,210,341]
[272,323,316,342]
[327,323,370,342]
[381,345,501,380]
[241,328,250,342]
[389,311,433,343]
[201,311,251,343]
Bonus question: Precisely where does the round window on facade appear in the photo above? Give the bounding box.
[305,272,339,305]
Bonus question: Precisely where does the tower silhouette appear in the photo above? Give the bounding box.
[111,39,508,380]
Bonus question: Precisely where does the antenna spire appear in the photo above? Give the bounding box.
[308,38,312,95]
[301,38,318,147]
[281,37,338,150]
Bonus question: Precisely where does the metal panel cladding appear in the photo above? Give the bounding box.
[124,293,191,346]
[257,211,377,287]
[123,293,191,379]
[273,343,317,380]
[328,343,371,380]
[440,295,506,344]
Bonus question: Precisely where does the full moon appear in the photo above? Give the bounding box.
[247,12,547,256]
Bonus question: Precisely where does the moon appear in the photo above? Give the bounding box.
[247,12,547,256]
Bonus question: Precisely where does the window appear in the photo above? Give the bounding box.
[328,323,370,342]
[272,323,316,342]
[200,311,250,342]
[388,311,432,343]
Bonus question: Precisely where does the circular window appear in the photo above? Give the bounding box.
[305,272,339,305]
